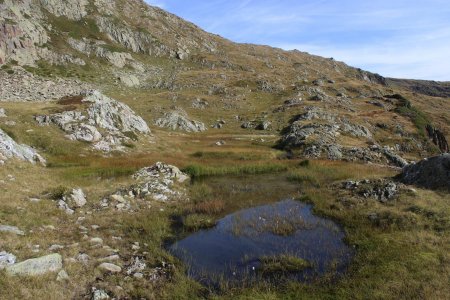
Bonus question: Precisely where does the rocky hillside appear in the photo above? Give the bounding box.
[1,1,449,299]
[0,0,449,165]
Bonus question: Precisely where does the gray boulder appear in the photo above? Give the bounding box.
[0,225,25,236]
[0,129,46,165]
[83,90,150,134]
[399,154,450,190]
[5,254,62,276]
[155,111,206,132]
[0,108,6,117]
[69,188,87,208]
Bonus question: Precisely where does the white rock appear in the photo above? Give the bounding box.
[0,129,46,165]
[0,252,16,269]
[5,254,62,276]
[69,188,87,208]
[0,225,25,236]
[56,269,69,281]
[0,108,6,117]
[98,263,122,273]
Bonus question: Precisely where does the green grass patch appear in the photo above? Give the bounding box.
[257,255,310,275]
[183,163,287,178]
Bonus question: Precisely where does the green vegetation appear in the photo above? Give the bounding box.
[257,255,310,275]
[391,94,431,136]
[183,163,287,178]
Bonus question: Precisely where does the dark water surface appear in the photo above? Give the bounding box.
[169,191,354,286]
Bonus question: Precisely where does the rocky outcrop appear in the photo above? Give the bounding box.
[5,253,62,276]
[278,107,410,167]
[96,17,170,57]
[155,110,206,132]
[342,179,400,203]
[100,162,188,210]
[399,154,450,190]
[84,90,150,134]
[35,90,150,152]
[39,0,88,20]
[0,128,46,164]
[0,68,92,101]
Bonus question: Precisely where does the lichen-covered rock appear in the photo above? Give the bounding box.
[0,128,46,165]
[83,90,150,134]
[399,154,450,190]
[155,110,206,132]
[5,253,62,276]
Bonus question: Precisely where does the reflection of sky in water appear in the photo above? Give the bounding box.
[169,199,354,286]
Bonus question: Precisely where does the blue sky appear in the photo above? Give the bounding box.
[146,0,450,81]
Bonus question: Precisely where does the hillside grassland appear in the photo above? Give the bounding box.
[0,102,449,299]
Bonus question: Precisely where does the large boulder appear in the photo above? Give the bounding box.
[35,90,150,152]
[83,90,150,134]
[5,253,62,276]
[0,129,46,165]
[155,110,206,132]
[399,154,450,190]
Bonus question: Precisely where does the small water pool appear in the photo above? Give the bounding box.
[169,199,354,286]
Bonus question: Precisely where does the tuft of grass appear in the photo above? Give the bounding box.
[258,255,310,275]
[182,214,216,231]
[183,163,287,178]
[187,200,225,215]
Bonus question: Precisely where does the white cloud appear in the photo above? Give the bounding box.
[145,1,166,8]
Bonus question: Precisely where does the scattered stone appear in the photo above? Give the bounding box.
[92,288,110,300]
[98,262,122,273]
[255,121,271,131]
[69,188,87,208]
[0,108,6,117]
[216,140,226,146]
[192,98,208,109]
[76,253,90,265]
[56,270,69,282]
[5,254,62,276]
[49,244,65,252]
[90,237,104,244]
[0,252,16,269]
[0,225,25,236]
